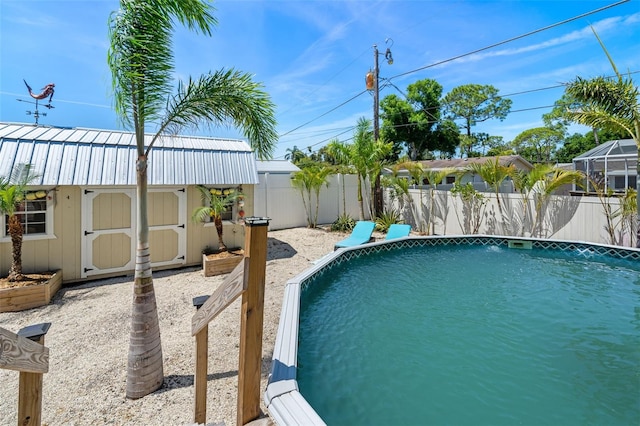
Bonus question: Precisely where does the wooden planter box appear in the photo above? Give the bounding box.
[203,251,244,277]
[0,270,63,313]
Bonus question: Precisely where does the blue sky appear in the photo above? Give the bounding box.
[1,0,639,159]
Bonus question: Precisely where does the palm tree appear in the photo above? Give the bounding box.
[108,0,277,399]
[423,168,455,235]
[514,164,584,237]
[350,117,392,220]
[191,186,239,251]
[0,164,39,281]
[291,165,332,228]
[284,145,306,164]
[564,28,640,247]
[325,139,353,216]
[466,157,515,217]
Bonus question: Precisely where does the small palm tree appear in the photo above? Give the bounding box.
[0,164,39,281]
[191,186,239,252]
[467,157,516,217]
[291,165,332,228]
[423,168,455,235]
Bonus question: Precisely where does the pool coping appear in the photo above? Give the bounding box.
[264,235,640,425]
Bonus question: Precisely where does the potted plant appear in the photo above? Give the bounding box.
[0,164,62,312]
[192,186,244,276]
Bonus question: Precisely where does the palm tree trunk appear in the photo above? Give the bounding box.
[214,216,227,251]
[8,215,23,281]
[127,157,164,399]
[357,174,365,221]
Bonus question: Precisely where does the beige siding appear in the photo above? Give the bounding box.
[0,186,82,281]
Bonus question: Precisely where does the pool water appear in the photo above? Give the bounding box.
[297,245,640,425]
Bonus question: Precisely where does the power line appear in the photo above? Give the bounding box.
[276,1,629,144]
[389,0,630,81]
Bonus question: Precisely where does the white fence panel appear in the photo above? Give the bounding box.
[254,173,367,231]
[388,188,635,246]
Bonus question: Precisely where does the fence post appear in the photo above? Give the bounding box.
[17,323,51,426]
[192,296,209,424]
[237,217,270,425]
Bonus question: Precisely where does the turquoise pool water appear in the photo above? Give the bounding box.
[297,245,640,425]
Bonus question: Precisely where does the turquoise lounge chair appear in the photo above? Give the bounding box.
[334,221,376,250]
[386,224,411,240]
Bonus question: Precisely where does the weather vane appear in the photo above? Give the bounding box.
[18,79,55,125]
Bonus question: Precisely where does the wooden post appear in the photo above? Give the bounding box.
[192,296,209,424]
[17,323,51,426]
[237,217,270,425]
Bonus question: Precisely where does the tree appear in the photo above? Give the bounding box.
[0,164,39,281]
[191,186,239,251]
[442,84,512,157]
[284,145,307,164]
[108,0,277,398]
[466,157,516,217]
[564,28,640,247]
[380,78,459,160]
[511,127,564,164]
[513,164,584,237]
[350,117,392,220]
[291,165,332,228]
[325,139,354,216]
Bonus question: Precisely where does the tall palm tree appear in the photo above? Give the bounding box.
[564,28,640,247]
[108,0,277,398]
[0,164,39,281]
[350,117,392,220]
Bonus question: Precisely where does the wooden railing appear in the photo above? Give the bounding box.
[191,217,270,425]
[0,323,51,426]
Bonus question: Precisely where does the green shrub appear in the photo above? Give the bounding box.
[375,209,402,232]
[331,213,356,232]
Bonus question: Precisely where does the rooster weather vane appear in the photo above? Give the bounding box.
[18,80,56,125]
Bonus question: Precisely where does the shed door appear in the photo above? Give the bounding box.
[81,188,135,278]
[81,187,186,278]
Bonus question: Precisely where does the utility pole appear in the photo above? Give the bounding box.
[367,41,393,218]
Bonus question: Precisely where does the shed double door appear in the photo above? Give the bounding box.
[81,187,186,278]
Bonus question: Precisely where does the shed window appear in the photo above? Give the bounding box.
[446,176,456,184]
[2,191,54,238]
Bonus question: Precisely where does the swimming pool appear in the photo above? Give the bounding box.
[265,236,640,425]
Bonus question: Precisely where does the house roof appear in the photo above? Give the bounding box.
[256,160,300,174]
[416,155,533,171]
[0,122,259,186]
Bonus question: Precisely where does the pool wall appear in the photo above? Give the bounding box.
[264,235,640,425]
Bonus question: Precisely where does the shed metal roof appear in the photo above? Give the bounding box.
[256,160,300,174]
[0,122,259,186]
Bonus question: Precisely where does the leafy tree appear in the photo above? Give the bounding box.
[511,127,564,164]
[191,186,239,251]
[442,84,512,157]
[291,165,332,228]
[380,78,459,160]
[108,0,277,398]
[564,28,640,247]
[0,164,39,281]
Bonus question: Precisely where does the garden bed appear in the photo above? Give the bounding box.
[0,270,63,312]
[203,249,244,277]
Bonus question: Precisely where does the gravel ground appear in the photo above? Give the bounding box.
[0,227,350,426]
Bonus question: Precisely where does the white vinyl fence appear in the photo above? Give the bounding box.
[254,173,370,230]
[387,188,637,247]
[253,173,636,247]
